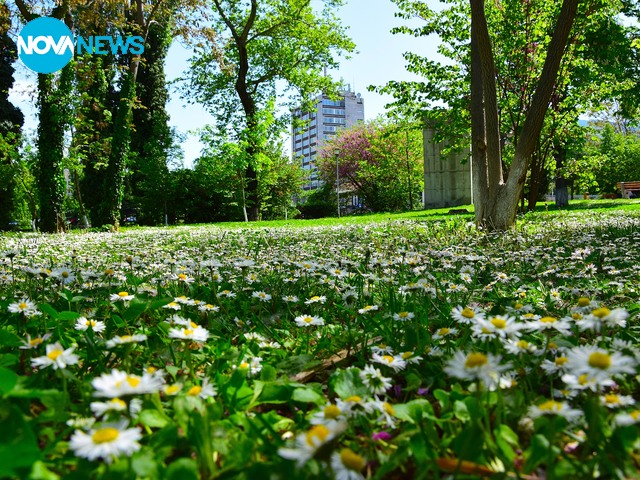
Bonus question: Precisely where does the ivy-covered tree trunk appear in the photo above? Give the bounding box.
[0,7,24,229]
[37,65,72,233]
[94,71,136,229]
[130,21,172,225]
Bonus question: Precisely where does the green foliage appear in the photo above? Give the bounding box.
[316,117,424,213]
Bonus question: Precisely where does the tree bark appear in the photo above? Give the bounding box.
[470,0,579,230]
[554,141,569,208]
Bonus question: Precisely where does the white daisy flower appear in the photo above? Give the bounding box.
[31,342,79,370]
[310,403,348,426]
[252,291,272,302]
[331,448,366,480]
[305,295,327,304]
[109,291,135,302]
[565,346,636,384]
[294,315,325,327]
[358,305,379,315]
[278,422,346,467]
[168,325,210,343]
[90,398,142,418]
[235,356,263,376]
[432,327,458,341]
[19,333,51,350]
[472,315,522,340]
[450,305,485,324]
[92,369,164,398]
[69,419,142,464]
[74,317,106,333]
[614,410,640,426]
[185,377,217,399]
[600,393,636,409]
[528,399,582,422]
[524,316,572,335]
[444,351,510,389]
[359,365,392,395]
[106,334,148,349]
[371,353,407,372]
[8,298,41,317]
[392,311,414,322]
[198,303,220,313]
[365,397,397,428]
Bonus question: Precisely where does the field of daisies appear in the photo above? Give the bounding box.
[1,208,640,479]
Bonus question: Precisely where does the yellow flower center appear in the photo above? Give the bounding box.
[465,352,488,368]
[592,307,611,319]
[47,349,63,360]
[490,317,506,329]
[340,448,366,471]
[305,425,330,447]
[345,395,362,403]
[147,367,157,374]
[239,362,250,369]
[61,271,69,278]
[604,394,620,404]
[572,313,583,320]
[401,352,413,359]
[165,385,181,395]
[540,317,556,324]
[88,320,97,327]
[120,335,132,342]
[383,402,395,415]
[29,337,43,346]
[578,374,590,385]
[19,302,28,310]
[555,356,568,366]
[187,386,202,396]
[178,274,187,280]
[183,329,193,336]
[382,355,395,364]
[92,427,120,444]
[303,317,313,323]
[630,410,640,420]
[461,308,475,318]
[588,352,611,370]
[126,376,141,388]
[514,303,524,309]
[437,328,450,336]
[548,342,558,350]
[516,340,529,349]
[397,311,409,318]
[118,292,129,297]
[310,296,320,301]
[538,400,561,412]
[109,398,126,408]
[190,321,198,328]
[577,297,591,307]
[324,405,341,419]
[104,268,115,276]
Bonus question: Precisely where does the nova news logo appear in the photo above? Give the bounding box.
[18,17,144,74]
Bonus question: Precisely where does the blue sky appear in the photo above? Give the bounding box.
[10,0,440,167]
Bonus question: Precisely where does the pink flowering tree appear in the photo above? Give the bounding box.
[317,119,423,212]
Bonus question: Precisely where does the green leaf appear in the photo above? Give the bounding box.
[330,368,369,399]
[259,364,277,382]
[393,399,435,424]
[149,298,173,310]
[139,409,169,428]
[524,434,554,473]
[0,368,18,395]
[38,304,58,319]
[132,449,160,478]
[0,405,41,477]
[0,354,18,368]
[164,458,199,480]
[451,423,483,461]
[0,330,22,347]
[122,301,148,322]
[57,311,81,322]
[29,461,61,480]
[292,387,325,405]
[453,400,470,423]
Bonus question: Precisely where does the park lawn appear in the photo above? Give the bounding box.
[0,202,639,479]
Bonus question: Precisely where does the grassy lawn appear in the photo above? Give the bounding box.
[1,202,639,479]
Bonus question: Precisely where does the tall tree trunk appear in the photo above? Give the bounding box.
[554,141,569,208]
[470,0,579,230]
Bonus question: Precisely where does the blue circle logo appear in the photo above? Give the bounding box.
[18,17,74,74]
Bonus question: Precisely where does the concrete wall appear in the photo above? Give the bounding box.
[423,128,472,209]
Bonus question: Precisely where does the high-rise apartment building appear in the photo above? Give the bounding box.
[291,89,364,190]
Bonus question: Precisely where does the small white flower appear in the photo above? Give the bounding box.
[69,419,142,464]
[185,377,217,399]
[528,399,582,422]
[92,369,164,398]
[392,311,414,322]
[294,315,325,327]
[109,291,135,302]
[106,334,148,349]
[168,324,210,343]
[331,448,366,480]
[359,365,392,395]
[279,422,346,467]
[31,342,79,370]
[74,317,106,333]
[371,353,407,372]
[252,291,272,302]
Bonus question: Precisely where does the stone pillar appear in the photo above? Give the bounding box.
[423,128,472,209]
